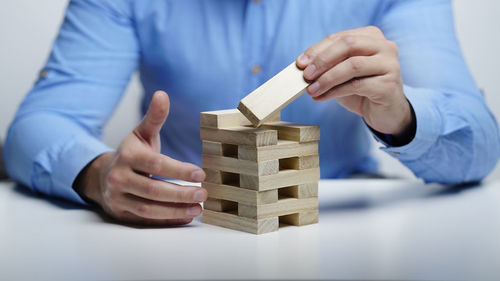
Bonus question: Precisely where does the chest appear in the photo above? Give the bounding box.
[133,0,381,111]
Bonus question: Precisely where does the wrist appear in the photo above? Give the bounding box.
[73,152,114,206]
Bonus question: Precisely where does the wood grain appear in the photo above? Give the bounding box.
[202,154,279,176]
[238,140,318,162]
[203,182,278,205]
[240,168,320,191]
[200,109,280,128]
[202,209,279,234]
[200,127,277,147]
[238,197,318,219]
[238,62,309,127]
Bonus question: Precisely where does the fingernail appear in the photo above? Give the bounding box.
[298,53,311,65]
[188,206,201,216]
[190,170,204,182]
[193,189,206,202]
[304,64,316,78]
[308,81,320,95]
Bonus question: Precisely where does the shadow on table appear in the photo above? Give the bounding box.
[319,180,481,212]
[12,184,196,230]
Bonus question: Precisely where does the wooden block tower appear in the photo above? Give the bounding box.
[200,109,320,234]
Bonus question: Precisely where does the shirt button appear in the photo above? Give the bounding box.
[251,65,261,75]
[390,151,401,156]
[40,69,49,79]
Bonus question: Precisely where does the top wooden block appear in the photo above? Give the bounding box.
[200,109,281,129]
[238,62,309,127]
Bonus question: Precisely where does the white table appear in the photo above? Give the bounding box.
[1,179,500,281]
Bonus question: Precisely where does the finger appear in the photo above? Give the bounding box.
[121,146,205,182]
[312,76,388,102]
[307,55,389,98]
[303,36,385,81]
[123,173,208,203]
[118,211,194,226]
[135,91,170,141]
[119,194,203,220]
[296,26,384,68]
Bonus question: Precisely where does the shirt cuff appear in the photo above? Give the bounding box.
[32,134,113,205]
[372,86,443,161]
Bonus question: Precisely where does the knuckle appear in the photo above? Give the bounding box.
[327,33,336,40]
[106,170,124,187]
[349,57,363,73]
[144,182,160,198]
[313,55,329,68]
[117,148,133,163]
[148,157,163,175]
[341,35,357,48]
[365,25,383,35]
[137,204,152,217]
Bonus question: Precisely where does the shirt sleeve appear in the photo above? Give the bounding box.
[4,0,138,204]
[373,0,500,183]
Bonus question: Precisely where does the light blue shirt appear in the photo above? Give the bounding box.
[5,0,500,204]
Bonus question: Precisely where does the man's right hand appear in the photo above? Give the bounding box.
[75,91,207,225]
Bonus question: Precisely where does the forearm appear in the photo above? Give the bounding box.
[377,86,500,184]
[5,111,112,203]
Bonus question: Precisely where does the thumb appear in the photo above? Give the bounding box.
[136,91,170,141]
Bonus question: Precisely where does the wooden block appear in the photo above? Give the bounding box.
[202,154,279,176]
[200,109,280,129]
[203,168,221,184]
[203,209,279,234]
[238,62,309,127]
[203,198,237,212]
[280,210,319,226]
[279,155,319,170]
[202,141,238,158]
[259,122,320,142]
[240,168,320,191]
[238,197,318,219]
[238,140,318,161]
[200,127,277,147]
[202,141,223,155]
[203,182,278,205]
[279,183,318,199]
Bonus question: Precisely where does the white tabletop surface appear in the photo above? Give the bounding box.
[1,178,500,281]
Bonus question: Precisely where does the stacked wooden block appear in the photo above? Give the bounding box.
[200,109,320,234]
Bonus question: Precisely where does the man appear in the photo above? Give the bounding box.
[5,0,500,225]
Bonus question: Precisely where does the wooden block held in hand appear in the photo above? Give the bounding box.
[203,209,279,234]
[200,109,281,129]
[238,62,309,127]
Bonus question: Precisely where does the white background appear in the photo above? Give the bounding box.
[1,0,499,180]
